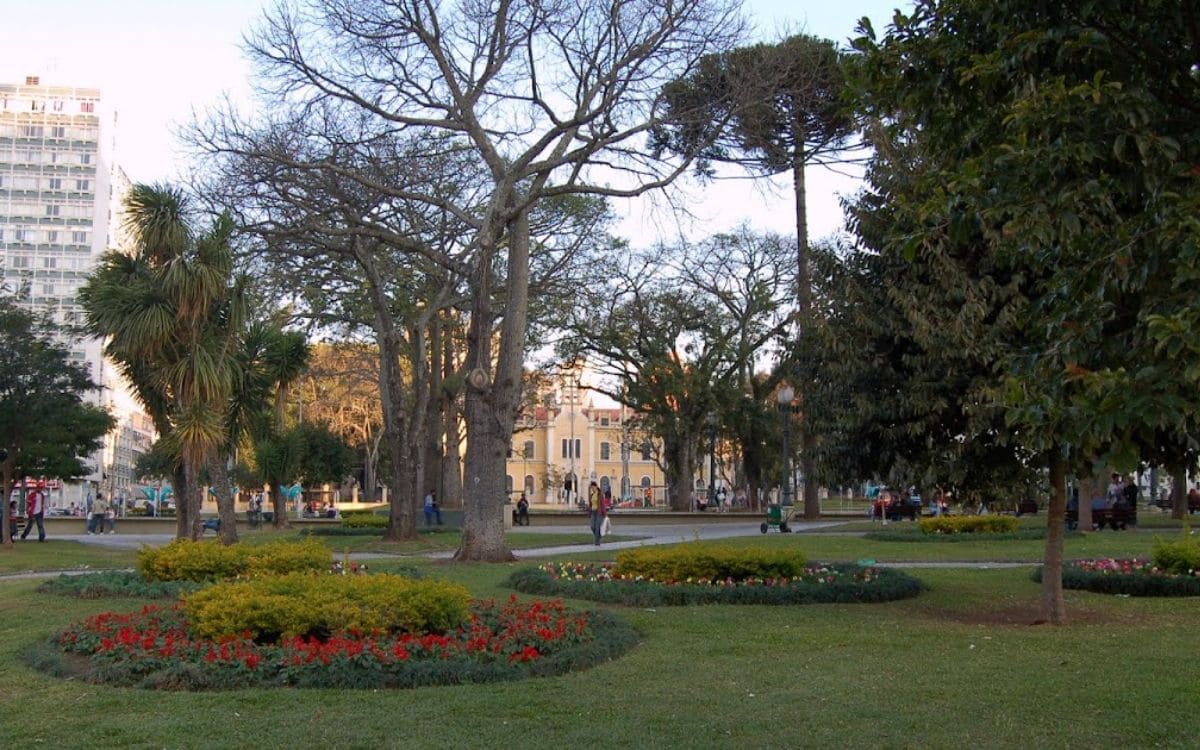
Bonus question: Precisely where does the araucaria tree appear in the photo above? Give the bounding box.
[0,296,113,550]
[653,33,860,519]
[228,0,746,560]
[848,0,1200,623]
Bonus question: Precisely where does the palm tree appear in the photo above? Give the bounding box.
[80,184,244,540]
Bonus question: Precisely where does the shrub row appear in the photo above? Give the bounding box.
[507,563,925,606]
[919,516,1020,535]
[184,573,472,641]
[341,512,388,529]
[1033,558,1200,597]
[136,538,332,582]
[611,544,807,581]
[37,572,203,600]
[866,526,1062,543]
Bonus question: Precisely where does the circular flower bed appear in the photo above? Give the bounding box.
[35,595,637,690]
[1034,558,1200,597]
[506,561,925,606]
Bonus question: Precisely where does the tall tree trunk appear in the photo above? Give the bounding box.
[1040,453,1068,624]
[270,484,291,529]
[664,436,698,511]
[442,312,464,509]
[791,134,820,520]
[1,471,12,550]
[425,312,444,506]
[183,457,203,541]
[1170,462,1187,520]
[172,464,189,540]
[458,208,530,562]
[208,455,239,545]
[379,327,415,542]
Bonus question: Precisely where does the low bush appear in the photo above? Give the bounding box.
[866,526,1063,543]
[1151,534,1200,575]
[919,516,1019,535]
[341,512,388,529]
[612,544,806,581]
[1033,558,1200,597]
[183,573,472,641]
[47,595,638,690]
[37,572,203,600]
[136,539,332,582]
[508,562,925,606]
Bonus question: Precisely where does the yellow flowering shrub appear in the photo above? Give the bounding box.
[919,516,1019,535]
[136,538,332,582]
[183,573,472,640]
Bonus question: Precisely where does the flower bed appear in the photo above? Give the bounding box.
[41,595,637,690]
[1033,558,1200,597]
[506,561,924,606]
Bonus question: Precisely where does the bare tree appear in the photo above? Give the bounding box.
[219,0,746,560]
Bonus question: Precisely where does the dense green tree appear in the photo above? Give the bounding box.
[0,297,113,549]
[225,0,745,561]
[848,0,1200,622]
[654,33,860,519]
[561,229,793,510]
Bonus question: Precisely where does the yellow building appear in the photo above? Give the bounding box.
[506,380,667,507]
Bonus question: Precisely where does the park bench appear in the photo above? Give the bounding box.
[1066,505,1137,531]
[201,518,221,535]
[872,501,920,521]
[1016,499,1038,516]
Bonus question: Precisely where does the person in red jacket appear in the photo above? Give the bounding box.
[20,480,46,542]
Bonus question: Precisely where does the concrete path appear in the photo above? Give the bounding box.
[1,522,1038,579]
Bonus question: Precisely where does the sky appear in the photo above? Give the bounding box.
[1,0,909,244]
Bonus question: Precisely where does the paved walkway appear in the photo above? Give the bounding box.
[0,522,1036,580]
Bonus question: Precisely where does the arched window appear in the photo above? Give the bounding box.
[599,476,611,495]
[506,475,514,495]
[524,475,535,498]
[523,440,535,459]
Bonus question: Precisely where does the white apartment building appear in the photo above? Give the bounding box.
[0,75,154,509]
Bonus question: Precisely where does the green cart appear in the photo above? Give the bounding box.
[760,502,793,534]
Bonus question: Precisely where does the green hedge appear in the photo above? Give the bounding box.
[507,563,925,606]
[1033,558,1200,597]
[612,543,807,581]
[37,572,203,600]
[919,516,1020,535]
[137,539,332,582]
[866,526,1066,543]
[341,512,388,529]
[184,573,472,641]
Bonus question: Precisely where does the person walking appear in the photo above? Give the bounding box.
[515,492,530,526]
[424,490,442,526]
[88,492,109,535]
[20,480,47,542]
[587,481,605,545]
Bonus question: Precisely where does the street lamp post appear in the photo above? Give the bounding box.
[778,386,794,507]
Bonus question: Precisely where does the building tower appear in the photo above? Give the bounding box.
[0,75,152,508]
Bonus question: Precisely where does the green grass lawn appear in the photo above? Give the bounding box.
[1,535,1197,748]
[0,540,136,574]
